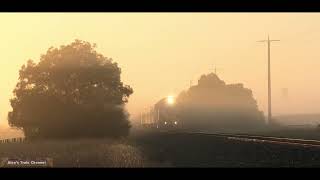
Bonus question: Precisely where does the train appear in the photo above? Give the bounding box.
[141,96,181,130]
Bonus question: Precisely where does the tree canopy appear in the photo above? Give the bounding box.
[156,73,265,132]
[8,40,133,139]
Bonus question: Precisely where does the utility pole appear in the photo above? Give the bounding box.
[210,66,216,74]
[257,35,280,125]
[143,112,146,124]
[210,65,221,75]
[282,88,289,99]
[157,108,160,128]
[150,107,154,124]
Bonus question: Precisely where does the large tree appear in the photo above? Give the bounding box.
[176,73,265,131]
[155,73,265,132]
[8,40,133,139]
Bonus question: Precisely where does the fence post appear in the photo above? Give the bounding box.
[0,137,26,144]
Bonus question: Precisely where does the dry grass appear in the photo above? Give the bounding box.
[0,138,157,167]
[5,128,320,167]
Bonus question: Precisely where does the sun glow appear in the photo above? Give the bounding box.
[167,95,175,105]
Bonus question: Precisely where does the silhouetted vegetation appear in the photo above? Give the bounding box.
[156,73,265,132]
[8,40,133,139]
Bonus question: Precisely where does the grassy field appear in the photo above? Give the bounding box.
[0,138,163,167]
[2,127,320,167]
[0,126,23,139]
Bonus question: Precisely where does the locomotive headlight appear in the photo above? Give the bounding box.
[167,95,175,105]
[174,121,178,125]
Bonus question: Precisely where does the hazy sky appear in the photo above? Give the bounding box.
[1,13,320,127]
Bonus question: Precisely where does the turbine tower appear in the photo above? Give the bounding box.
[257,35,280,125]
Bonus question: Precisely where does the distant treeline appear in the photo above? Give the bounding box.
[274,114,320,126]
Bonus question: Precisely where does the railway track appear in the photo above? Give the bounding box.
[162,130,320,148]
